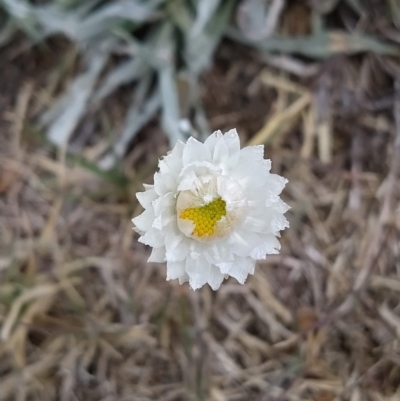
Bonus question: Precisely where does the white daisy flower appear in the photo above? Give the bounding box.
[133,129,289,290]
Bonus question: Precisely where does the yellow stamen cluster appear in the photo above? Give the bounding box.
[180,197,227,237]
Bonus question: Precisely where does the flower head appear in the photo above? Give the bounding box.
[133,129,289,290]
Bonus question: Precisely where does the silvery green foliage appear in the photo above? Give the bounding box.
[1,0,398,167]
[0,0,236,166]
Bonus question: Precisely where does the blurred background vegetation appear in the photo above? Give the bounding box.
[1,1,400,400]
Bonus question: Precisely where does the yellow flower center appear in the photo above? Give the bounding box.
[179,197,227,237]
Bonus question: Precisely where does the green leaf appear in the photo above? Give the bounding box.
[0,18,16,46]
[387,0,400,28]
[42,52,108,146]
[99,79,161,170]
[185,0,236,74]
[191,0,222,35]
[228,29,400,58]
[94,57,147,101]
[74,154,129,187]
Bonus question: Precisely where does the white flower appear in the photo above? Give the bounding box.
[132,129,289,290]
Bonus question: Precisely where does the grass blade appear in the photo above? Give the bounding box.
[43,53,107,146]
[99,77,160,170]
[228,29,400,58]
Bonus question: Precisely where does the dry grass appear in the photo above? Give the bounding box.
[2,5,400,401]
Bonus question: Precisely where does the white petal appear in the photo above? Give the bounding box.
[179,161,222,183]
[152,194,176,230]
[176,217,195,238]
[204,130,223,153]
[153,193,175,215]
[265,174,288,196]
[182,137,211,166]
[243,215,268,233]
[270,214,290,234]
[177,170,199,192]
[231,145,266,184]
[228,257,255,284]
[158,157,182,176]
[207,265,225,290]
[148,247,166,262]
[178,273,189,284]
[250,235,281,259]
[171,140,185,157]
[231,155,267,189]
[204,242,234,264]
[139,228,164,247]
[243,192,290,233]
[136,188,157,209]
[132,208,155,233]
[216,174,246,210]
[229,229,262,257]
[158,141,184,174]
[217,257,254,284]
[154,173,176,196]
[166,261,186,280]
[240,145,264,161]
[164,228,184,259]
[273,198,290,214]
[186,256,209,290]
[223,128,240,167]
[213,134,230,166]
[263,159,272,172]
[153,210,175,230]
[243,209,279,233]
[166,231,191,261]
[217,261,231,275]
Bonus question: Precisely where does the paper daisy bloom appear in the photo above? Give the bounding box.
[133,129,289,290]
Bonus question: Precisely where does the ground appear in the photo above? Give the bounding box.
[1,22,400,401]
